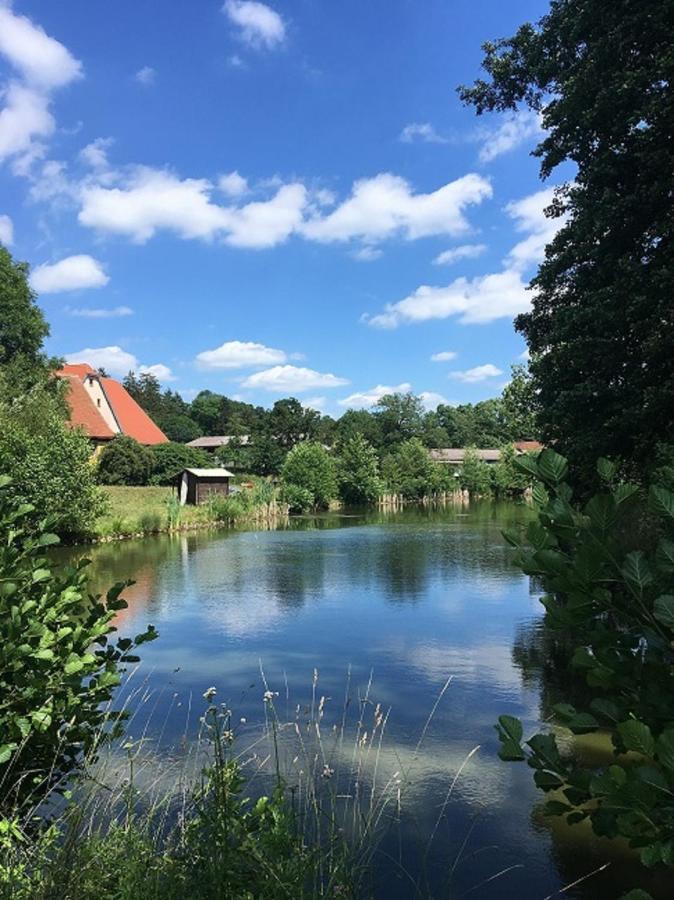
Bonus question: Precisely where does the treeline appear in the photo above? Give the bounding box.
[124,369,537,471]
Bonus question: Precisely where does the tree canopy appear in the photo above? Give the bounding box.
[460,0,674,485]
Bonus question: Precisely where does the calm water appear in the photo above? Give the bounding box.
[63,504,668,899]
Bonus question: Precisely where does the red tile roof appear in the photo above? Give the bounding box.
[515,441,544,453]
[59,375,116,441]
[101,377,168,445]
[57,363,97,378]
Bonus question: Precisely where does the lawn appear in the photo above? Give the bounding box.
[97,485,205,536]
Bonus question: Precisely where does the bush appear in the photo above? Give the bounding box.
[279,483,313,513]
[336,434,382,505]
[458,447,492,495]
[97,436,154,486]
[138,512,161,533]
[149,442,210,486]
[280,443,337,510]
[0,385,105,538]
[382,438,436,500]
[498,451,674,870]
[0,478,157,813]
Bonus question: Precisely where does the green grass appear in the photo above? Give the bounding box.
[96,486,204,537]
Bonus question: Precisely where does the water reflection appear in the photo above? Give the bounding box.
[55,503,655,897]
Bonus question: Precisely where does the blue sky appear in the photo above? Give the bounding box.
[0,0,555,415]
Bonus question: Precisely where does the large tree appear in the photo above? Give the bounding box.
[460,0,674,485]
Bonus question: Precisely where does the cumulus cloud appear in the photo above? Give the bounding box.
[302,173,491,244]
[399,122,448,144]
[196,340,287,369]
[218,170,248,197]
[419,391,449,410]
[303,396,327,412]
[430,351,457,362]
[449,364,503,383]
[241,365,348,393]
[338,383,412,409]
[223,0,286,49]
[0,213,13,244]
[365,268,530,328]
[79,137,114,170]
[65,345,138,375]
[433,243,486,265]
[140,363,175,381]
[505,187,560,270]
[65,305,133,318]
[479,110,542,163]
[30,255,109,293]
[0,6,81,167]
[135,66,156,86]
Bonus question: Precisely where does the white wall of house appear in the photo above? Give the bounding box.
[83,375,120,434]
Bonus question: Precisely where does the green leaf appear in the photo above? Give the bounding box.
[36,533,60,547]
[585,494,616,532]
[64,656,84,675]
[621,551,653,591]
[613,483,640,506]
[655,539,674,573]
[534,770,563,790]
[653,595,674,630]
[0,744,17,765]
[618,720,655,756]
[597,458,617,482]
[31,568,50,584]
[656,729,674,772]
[620,890,654,900]
[514,454,540,479]
[650,485,674,520]
[537,449,568,486]
[531,483,549,506]
[543,800,572,816]
[497,715,523,743]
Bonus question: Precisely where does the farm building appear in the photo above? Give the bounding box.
[56,364,168,447]
[178,467,235,505]
[186,435,251,452]
[429,443,543,466]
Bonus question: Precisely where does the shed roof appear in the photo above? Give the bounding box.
[186,435,250,448]
[429,448,502,463]
[183,468,235,478]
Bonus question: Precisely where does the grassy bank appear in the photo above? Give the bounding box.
[94,482,287,541]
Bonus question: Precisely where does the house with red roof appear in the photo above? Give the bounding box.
[56,364,168,447]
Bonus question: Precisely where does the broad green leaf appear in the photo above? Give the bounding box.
[514,454,540,479]
[621,551,653,591]
[655,539,674,573]
[64,657,84,675]
[650,484,674,520]
[537,449,568,486]
[613,483,640,506]
[597,457,617,482]
[0,744,17,765]
[497,715,523,743]
[618,720,655,756]
[534,770,563,790]
[620,889,654,899]
[653,595,674,629]
[656,729,674,772]
[585,494,616,532]
[531,483,549,506]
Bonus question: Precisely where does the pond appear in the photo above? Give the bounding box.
[64,503,666,898]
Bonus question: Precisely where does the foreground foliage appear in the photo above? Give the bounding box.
[500,450,674,876]
[0,480,157,813]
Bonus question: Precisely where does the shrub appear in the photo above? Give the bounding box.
[0,385,105,538]
[138,512,161,533]
[149,442,210,486]
[383,438,436,500]
[491,444,533,496]
[279,483,313,514]
[280,442,337,510]
[97,436,154,486]
[336,434,382,505]
[0,477,157,813]
[458,447,492,495]
[498,451,674,871]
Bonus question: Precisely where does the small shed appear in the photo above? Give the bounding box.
[178,467,235,505]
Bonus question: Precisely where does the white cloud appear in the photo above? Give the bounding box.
[419,391,449,410]
[303,396,327,413]
[0,213,13,244]
[366,268,530,328]
[519,348,530,361]
[449,364,503,384]
[338,383,411,409]
[351,245,382,262]
[0,6,81,167]
[399,122,448,144]
[196,340,287,369]
[79,137,114,170]
[223,0,286,49]
[478,110,542,163]
[505,187,560,270]
[135,66,156,86]
[0,82,54,163]
[30,255,109,293]
[430,351,457,362]
[139,363,175,381]
[78,167,307,248]
[241,365,348,393]
[302,173,491,244]
[433,243,486,265]
[65,305,133,318]
[218,170,248,197]
[65,345,137,375]
[0,6,82,89]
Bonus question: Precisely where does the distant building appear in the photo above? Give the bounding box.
[186,435,251,452]
[178,467,234,505]
[429,442,543,466]
[56,364,168,447]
